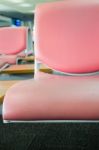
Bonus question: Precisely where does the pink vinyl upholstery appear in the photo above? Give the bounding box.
[0,55,17,65]
[3,0,99,122]
[0,53,26,70]
[0,27,27,55]
[3,71,99,121]
[0,27,27,68]
[34,0,99,73]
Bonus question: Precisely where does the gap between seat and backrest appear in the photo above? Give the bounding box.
[34,0,99,74]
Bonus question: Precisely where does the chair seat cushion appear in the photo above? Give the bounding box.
[3,71,99,121]
[0,55,17,64]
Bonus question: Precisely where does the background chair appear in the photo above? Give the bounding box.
[3,0,99,122]
[0,27,27,71]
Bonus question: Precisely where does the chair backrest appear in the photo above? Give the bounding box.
[34,0,99,74]
[0,27,27,55]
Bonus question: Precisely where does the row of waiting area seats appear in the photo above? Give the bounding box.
[0,27,33,72]
[0,27,33,109]
[0,26,52,105]
[1,0,99,123]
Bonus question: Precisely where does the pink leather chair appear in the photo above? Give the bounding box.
[3,0,99,123]
[0,27,27,70]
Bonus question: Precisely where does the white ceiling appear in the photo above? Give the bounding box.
[0,0,60,13]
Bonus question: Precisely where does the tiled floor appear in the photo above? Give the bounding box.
[0,73,33,81]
